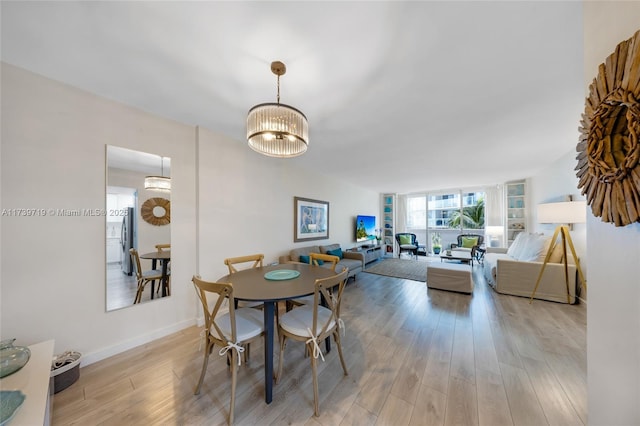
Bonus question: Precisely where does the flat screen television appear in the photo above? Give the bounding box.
[355,215,376,243]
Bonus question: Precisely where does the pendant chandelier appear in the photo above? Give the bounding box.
[247,61,309,158]
[144,156,171,192]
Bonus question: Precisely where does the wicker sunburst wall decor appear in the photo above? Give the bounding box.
[576,29,640,227]
[141,197,171,226]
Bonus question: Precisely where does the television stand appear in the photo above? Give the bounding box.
[350,245,383,264]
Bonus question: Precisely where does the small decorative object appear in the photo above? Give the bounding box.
[576,29,640,227]
[51,350,82,394]
[141,197,170,226]
[293,197,329,242]
[0,338,31,378]
[446,249,452,256]
[0,390,26,425]
[432,232,442,254]
[264,270,301,281]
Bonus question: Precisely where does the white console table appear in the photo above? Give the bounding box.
[0,340,55,426]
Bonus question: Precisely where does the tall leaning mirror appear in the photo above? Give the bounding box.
[106,145,171,312]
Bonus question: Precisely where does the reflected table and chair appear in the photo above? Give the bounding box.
[139,249,171,298]
[215,262,336,404]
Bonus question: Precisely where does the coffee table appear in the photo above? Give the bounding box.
[440,250,473,266]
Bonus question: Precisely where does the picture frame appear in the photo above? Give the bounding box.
[294,196,329,242]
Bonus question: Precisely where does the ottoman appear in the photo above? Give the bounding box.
[426,262,473,294]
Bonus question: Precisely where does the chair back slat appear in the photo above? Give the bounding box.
[309,253,340,272]
[129,248,143,280]
[224,254,264,274]
[311,267,348,338]
[192,276,236,344]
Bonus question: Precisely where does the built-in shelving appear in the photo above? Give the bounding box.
[506,180,526,246]
[382,194,396,257]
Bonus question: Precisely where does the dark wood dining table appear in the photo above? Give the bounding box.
[216,262,335,404]
[140,250,170,298]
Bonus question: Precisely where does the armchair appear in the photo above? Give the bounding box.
[451,234,484,262]
[395,233,419,259]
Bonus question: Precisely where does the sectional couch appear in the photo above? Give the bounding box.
[279,243,365,280]
[483,232,578,304]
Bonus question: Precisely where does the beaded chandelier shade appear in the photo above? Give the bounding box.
[247,61,309,158]
[144,156,171,192]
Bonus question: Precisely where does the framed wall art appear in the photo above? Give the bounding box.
[294,196,329,242]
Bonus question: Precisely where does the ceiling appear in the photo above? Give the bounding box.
[0,1,585,194]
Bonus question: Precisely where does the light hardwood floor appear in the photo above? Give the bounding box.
[53,264,586,425]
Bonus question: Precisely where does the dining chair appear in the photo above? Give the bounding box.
[288,253,340,309]
[224,254,265,310]
[192,275,265,425]
[129,248,164,304]
[276,267,349,416]
[154,243,171,294]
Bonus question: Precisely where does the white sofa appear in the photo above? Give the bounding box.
[483,232,578,304]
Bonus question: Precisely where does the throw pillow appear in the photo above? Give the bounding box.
[461,236,478,248]
[398,235,412,245]
[299,255,310,264]
[507,232,527,259]
[548,241,564,263]
[326,248,343,259]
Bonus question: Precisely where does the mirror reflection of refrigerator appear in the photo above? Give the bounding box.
[121,207,135,275]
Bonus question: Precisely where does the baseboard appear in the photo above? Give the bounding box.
[80,318,197,366]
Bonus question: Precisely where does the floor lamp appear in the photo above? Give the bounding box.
[531,200,587,303]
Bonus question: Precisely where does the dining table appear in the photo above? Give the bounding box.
[140,250,171,298]
[216,262,336,404]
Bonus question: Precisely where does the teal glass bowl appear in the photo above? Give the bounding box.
[0,339,31,378]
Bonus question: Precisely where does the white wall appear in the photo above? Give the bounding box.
[583,4,640,425]
[1,63,198,364]
[196,126,379,282]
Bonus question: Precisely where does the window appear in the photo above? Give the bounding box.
[406,195,426,228]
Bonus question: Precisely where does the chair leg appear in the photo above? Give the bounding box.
[334,331,349,376]
[229,349,238,425]
[310,344,320,416]
[133,279,145,304]
[194,340,212,395]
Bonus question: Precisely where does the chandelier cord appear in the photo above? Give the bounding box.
[276,74,281,105]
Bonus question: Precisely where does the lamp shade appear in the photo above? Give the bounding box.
[538,201,586,224]
[485,225,504,236]
[247,103,308,158]
[144,176,171,192]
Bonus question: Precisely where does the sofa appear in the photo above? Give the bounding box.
[279,243,365,280]
[483,232,578,304]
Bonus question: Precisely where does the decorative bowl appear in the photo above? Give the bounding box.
[0,339,31,378]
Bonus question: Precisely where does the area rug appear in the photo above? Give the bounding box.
[364,258,429,282]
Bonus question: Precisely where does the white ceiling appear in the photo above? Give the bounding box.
[0,1,585,194]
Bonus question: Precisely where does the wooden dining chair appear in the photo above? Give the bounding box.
[154,243,171,295]
[129,248,164,304]
[192,275,264,425]
[276,267,349,416]
[288,253,340,309]
[224,254,265,309]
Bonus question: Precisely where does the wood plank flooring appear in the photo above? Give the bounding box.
[53,263,586,425]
